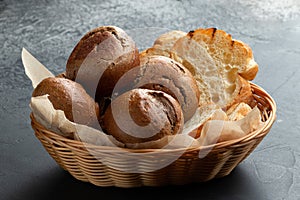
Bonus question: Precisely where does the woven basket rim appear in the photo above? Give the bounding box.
[31,82,276,154]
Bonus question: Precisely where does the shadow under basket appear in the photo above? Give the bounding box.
[30,83,276,188]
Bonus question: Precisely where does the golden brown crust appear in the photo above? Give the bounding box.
[103,89,184,144]
[239,63,258,80]
[139,47,171,59]
[32,77,100,128]
[66,26,140,101]
[226,75,254,110]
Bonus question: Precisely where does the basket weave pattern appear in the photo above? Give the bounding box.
[31,83,276,187]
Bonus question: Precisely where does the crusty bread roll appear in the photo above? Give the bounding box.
[66,26,140,102]
[103,89,184,144]
[115,55,200,122]
[32,77,100,128]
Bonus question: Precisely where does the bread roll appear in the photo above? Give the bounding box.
[66,26,140,101]
[115,55,200,122]
[103,89,184,144]
[32,77,100,128]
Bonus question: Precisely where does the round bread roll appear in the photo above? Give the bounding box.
[126,56,200,122]
[32,77,100,128]
[66,26,140,101]
[103,89,184,144]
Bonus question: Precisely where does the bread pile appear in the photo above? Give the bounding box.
[31,25,263,148]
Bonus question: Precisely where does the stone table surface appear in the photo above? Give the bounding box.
[1,0,300,199]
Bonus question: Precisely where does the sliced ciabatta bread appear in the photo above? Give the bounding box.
[140,30,186,59]
[170,28,257,108]
[182,28,258,81]
[152,30,187,51]
[170,35,226,107]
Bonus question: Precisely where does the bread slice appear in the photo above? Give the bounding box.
[140,30,186,58]
[153,30,187,51]
[171,35,226,107]
[170,28,258,108]
[182,28,258,81]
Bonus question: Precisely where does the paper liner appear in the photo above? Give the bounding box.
[22,48,54,88]
[198,106,265,146]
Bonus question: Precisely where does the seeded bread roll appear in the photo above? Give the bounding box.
[32,77,100,128]
[66,26,140,102]
[103,89,184,144]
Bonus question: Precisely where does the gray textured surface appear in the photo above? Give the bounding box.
[1,0,300,199]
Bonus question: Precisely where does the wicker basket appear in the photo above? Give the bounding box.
[30,83,276,188]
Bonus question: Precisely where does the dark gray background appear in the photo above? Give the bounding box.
[1,0,300,199]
